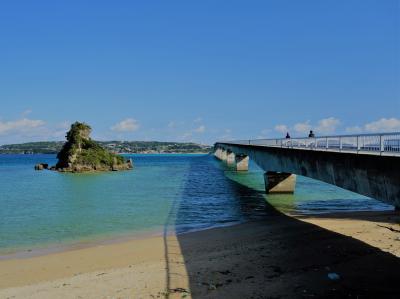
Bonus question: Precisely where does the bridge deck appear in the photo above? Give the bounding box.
[215,133,400,207]
[219,132,400,157]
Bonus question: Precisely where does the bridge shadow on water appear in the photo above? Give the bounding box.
[163,156,400,299]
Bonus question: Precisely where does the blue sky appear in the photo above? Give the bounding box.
[0,0,399,145]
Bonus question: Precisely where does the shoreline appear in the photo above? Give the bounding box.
[0,220,243,261]
[1,209,395,261]
[0,226,167,261]
[1,209,400,298]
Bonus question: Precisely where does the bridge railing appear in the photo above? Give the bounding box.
[218,132,400,156]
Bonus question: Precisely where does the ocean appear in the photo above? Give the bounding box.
[0,153,392,255]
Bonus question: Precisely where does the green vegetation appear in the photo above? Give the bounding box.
[0,141,211,154]
[0,141,64,154]
[75,147,124,167]
[101,141,211,154]
[55,122,127,171]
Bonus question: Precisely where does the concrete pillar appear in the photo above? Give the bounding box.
[264,171,296,194]
[220,149,227,161]
[226,151,235,165]
[214,148,222,160]
[235,155,249,171]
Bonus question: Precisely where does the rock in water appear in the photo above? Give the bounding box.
[34,163,48,170]
[55,122,133,172]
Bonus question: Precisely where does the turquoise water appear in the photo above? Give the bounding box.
[0,154,392,254]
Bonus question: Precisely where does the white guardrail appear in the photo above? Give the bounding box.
[219,132,400,156]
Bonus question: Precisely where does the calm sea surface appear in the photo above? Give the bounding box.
[0,154,392,255]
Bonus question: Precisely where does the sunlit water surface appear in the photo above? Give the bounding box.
[0,154,392,254]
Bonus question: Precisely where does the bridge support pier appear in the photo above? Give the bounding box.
[264,171,296,194]
[235,155,249,171]
[214,148,222,160]
[214,148,227,161]
[226,151,235,165]
[220,149,227,161]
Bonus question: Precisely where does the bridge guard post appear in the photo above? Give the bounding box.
[264,171,296,194]
[235,155,249,171]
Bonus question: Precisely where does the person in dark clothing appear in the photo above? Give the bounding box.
[285,132,290,139]
[308,130,315,138]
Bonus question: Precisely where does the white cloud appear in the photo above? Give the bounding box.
[315,117,340,134]
[273,117,340,137]
[111,118,140,132]
[180,132,193,140]
[345,126,363,134]
[274,124,288,134]
[344,118,400,134]
[0,118,46,135]
[194,125,206,133]
[50,121,72,138]
[364,118,400,133]
[0,118,78,144]
[257,128,271,139]
[218,135,231,141]
[21,109,32,117]
[167,120,185,130]
[217,128,233,141]
[193,117,203,123]
[179,124,207,142]
[261,128,271,135]
[57,121,71,130]
[294,121,312,134]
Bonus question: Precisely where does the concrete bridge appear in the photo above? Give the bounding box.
[214,132,400,208]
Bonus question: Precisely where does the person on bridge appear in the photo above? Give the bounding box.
[286,132,291,139]
[308,130,315,138]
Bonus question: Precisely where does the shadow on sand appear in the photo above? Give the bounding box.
[163,156,400,298]
[295,210,400,226]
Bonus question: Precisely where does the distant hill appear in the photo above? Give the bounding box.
[0,140,212,154]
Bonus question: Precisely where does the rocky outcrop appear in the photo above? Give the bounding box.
[54,122,133,172]
[34,163,48,170]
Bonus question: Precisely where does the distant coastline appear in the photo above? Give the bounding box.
[119,152,210,155]
[0,141,212,155]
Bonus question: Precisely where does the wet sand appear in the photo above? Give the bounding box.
[0,210,400,298]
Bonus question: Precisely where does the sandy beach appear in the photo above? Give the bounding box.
[1,210,400,299]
